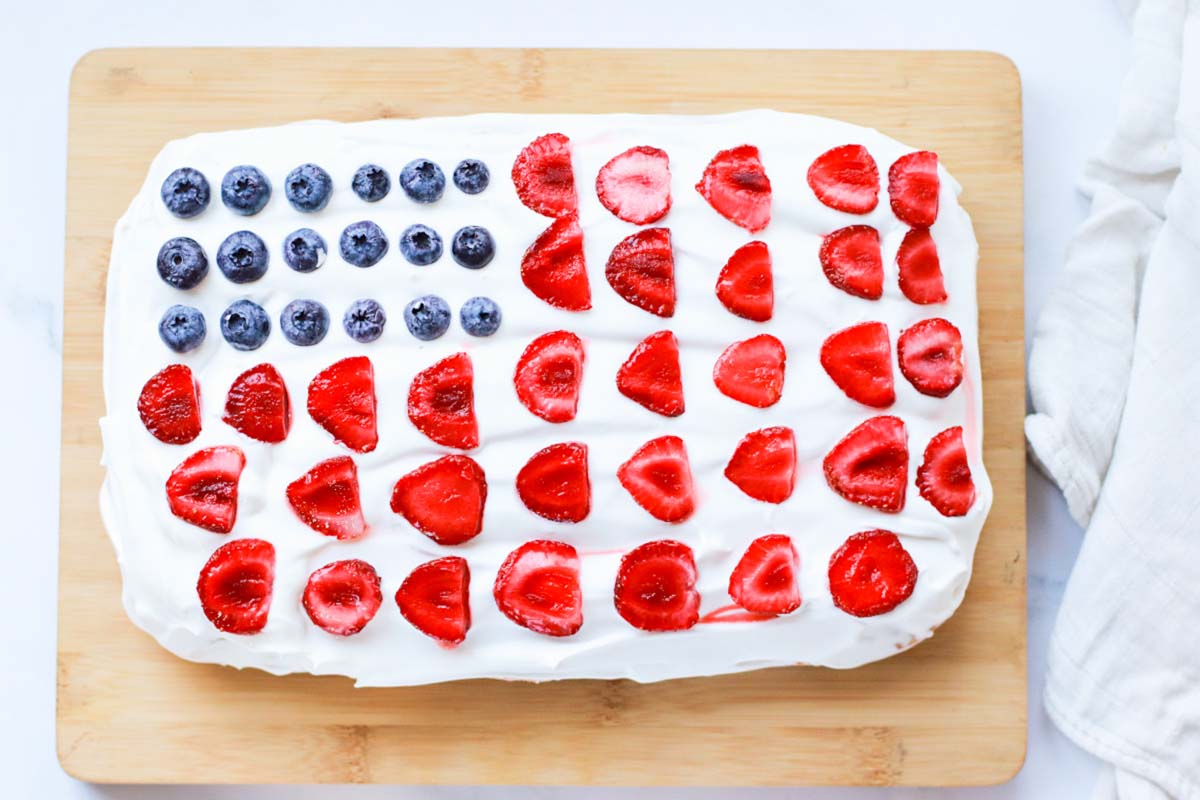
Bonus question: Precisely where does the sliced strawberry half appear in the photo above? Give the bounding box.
[595,145,672,224]
[819,321,896,408]
[828,530,918,617]
[223,363,291,443]
[512,132,577,217]
[285,456,365,541]
[137,364,201,444]
[521,215,592,311]
[820,225,883,300]
[897,227,947,304]
[516,442,590,523]
[302,559,383,637]
[897,318,964,398]
[493,540,583,637]
[823,415,908,512]
[166,445,246,533]
[396,556,471,646]
[197,538,274,634]
[888,151,939,227]
[408,352,479,449]
[713,334,786,408]
[807,144,879,214]
[694,144,772,232]
[307,356,377,453]
[715,240,773,322]
[605,227,675,317]
[614,540,700,631]
[729,534,801,615]
[724,426,796,504]
[917,426,977,517]
[617,435,695,523]
[391,455,487,545]
[616,330,684,417]
[513,330,585,423]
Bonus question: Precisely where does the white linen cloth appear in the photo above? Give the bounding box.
[1025,0,1200,797]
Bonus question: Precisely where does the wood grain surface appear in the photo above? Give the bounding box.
[59,48,1025,786]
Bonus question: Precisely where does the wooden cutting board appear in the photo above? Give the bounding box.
[59,48,1025,786]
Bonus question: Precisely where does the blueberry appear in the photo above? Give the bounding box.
[284,163,333,212]
[339,220,389,268]
[403,295,451,341]
[352,164,390,202]
[220,299,270,351]
[452,159,490,195]
[156,237,208,289]
[160,167,211,218]
[216,230,269,283]
[158,305,206,352]
[343,299,386,343]
[399,158,445,203]
[282,228,327,273]
[221,165,271,215]
[459,296,502,337]
[398,224,443,266]
[451,225,495,269]
[280,299,330,346]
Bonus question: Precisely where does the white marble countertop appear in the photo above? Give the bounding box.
[0,0,1131,796]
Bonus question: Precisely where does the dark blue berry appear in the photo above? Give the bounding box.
[399,224,443,266]
[158,304,206,352]
[220,299,270,351]
[339,221,388,268]
[399,158,445,203]
[221,165,271,216]
[352,164,390,202]
[451,225,495,269]
[452,159,490,194]
[160,167,210,218]
[285,163,333,212]
[217,230,269,283]
[343,299,386,343]
[280,299,330,346]
[459,296,502,337]
[282,228,327,273]
[403,295,451,341]
[156,237,208,289]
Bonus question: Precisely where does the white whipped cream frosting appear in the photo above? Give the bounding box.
[100,110,991,686]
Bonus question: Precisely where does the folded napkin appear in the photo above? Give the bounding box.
[1025,0,1200,797]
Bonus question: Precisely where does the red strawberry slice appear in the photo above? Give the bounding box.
[391,455,487,545]
[617,435,695,523]
[513,330,585,423]
[223,363,291,444]
[819,321,896,408]
[897,318,964,398]
[521,215,592,311]
[302,559,383,637]
[285,456,365,541]
[595,145,672,224]
[516,442,590,523]
[896,228,947,304]
[307,356,377,453]
[823,415,908,512]
[408,352,479,449]
[712,334,786,408]
[137,363,201,444]
[493,540,583,637]
[166,445,246,533]
[917,426,977,517]
[807,144,880,214]
[512,132,577,218]
[724,426,797,504]
[820,225,883,300]
[616,330,684,417]
[888,151,939,227]
[197,538,274,634]
[715,240,773,322]
[605,227,675,317]
[614,540,700,631]
[395,556,471,646]
[728,534,801,615]
[828,530,917,617]
[695,144,772,232]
